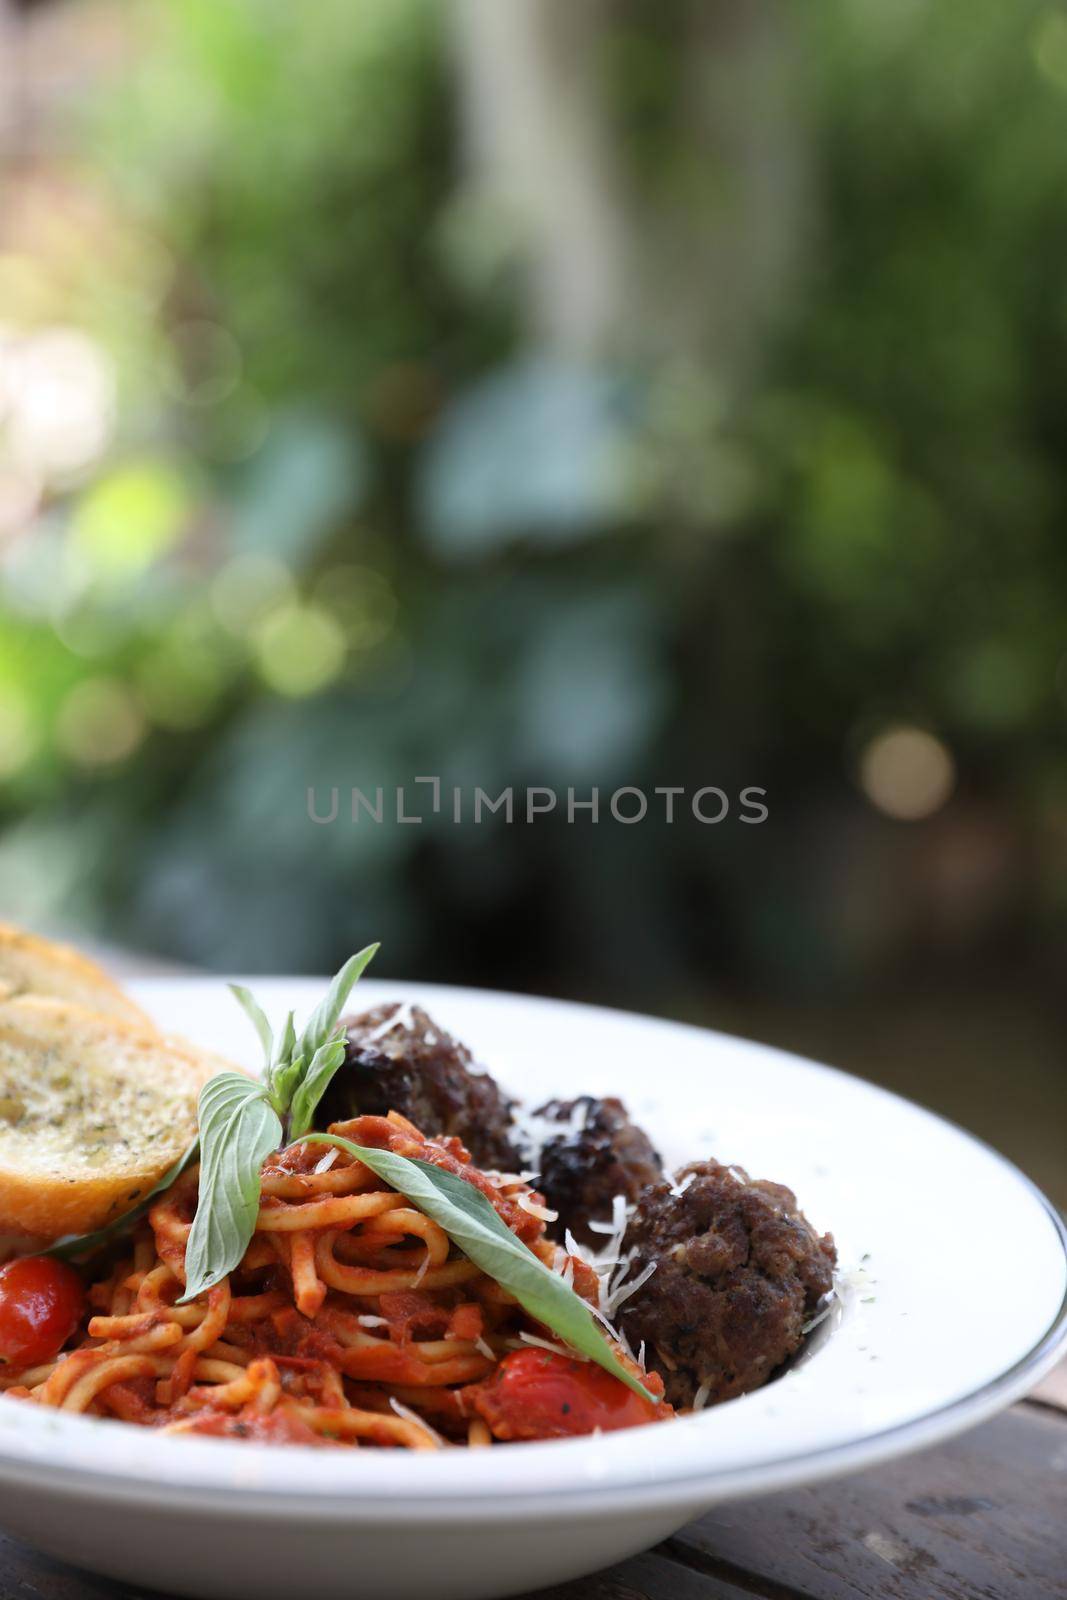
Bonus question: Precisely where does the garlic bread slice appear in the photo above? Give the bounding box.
[0,996,217,1241]
[0,924,149,1026]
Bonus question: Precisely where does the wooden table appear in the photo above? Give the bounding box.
[3,1363,1063,1600]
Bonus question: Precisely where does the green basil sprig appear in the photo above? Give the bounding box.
[300,1132,655,1403]
[175,950,654,1406]
[180,944,378,1301]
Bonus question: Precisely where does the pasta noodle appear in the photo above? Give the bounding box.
[0,1113,665,1448]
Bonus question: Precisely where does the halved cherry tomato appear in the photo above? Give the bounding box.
[0,1256,85,1367]
[470,1348,665,1441]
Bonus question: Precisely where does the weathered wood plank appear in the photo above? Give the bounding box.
[0,1534,161,1599]
[527,1545,765,1600]
[664,1407,1067,1600]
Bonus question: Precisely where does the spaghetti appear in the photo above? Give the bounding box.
[0,1114,669,1447]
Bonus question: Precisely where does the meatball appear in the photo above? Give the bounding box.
[519,1097,664,1246]
[617,1159,836,1408]
[315,1003,521,1172]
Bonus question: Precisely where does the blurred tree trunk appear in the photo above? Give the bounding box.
[451,0,627,355]
[451,0,810,379]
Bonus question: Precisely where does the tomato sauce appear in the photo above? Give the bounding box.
[468,1348,669,1441]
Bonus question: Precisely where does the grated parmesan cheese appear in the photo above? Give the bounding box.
[508,1099,592,1173]
[601,1259,656,1319]
[518,1331,581,1360]
[484,1169,540,1191]
[363,1001,416,1046]
[389,1397,446,1447]
[801,1300,835,1336]
[563,1228,584,1259]
[516,1192,558,1223]
[586,1194,634,1272]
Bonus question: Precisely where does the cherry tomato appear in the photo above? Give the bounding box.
[471,1348,664,1441]
[0,1256,85,1367]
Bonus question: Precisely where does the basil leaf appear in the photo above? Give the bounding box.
[180,1073,282,1302]
[229,950,376,1126]
[272,1053,305,1117]
[228,984,274,1064]
[288,1038,346,1141]
[49,1138,200,1263]
[269,1010,297,1089]
[301,1133,654,1403]
[297,944,378,1062]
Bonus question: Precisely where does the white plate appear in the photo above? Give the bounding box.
[0,978,1063,1600]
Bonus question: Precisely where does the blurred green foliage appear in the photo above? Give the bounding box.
[0,0,1065,1004]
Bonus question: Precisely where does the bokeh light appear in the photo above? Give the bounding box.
[211,555,296,638]
[71,461,190,579]
[859,726,957,822]
[255,603,347,697]
[1,328,115,479]
[55,677,146,768]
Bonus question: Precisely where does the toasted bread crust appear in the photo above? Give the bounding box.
[0,925,150,1025]
[0,996,219,1240]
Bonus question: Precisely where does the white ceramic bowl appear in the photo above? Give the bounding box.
[0,978,1063,1600]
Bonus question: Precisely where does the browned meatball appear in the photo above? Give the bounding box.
[315,1003,521,1172]
[617,1159,836,1408]
[519,1097,663,1246]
